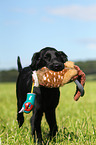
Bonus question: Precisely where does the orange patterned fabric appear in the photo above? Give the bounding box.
[72,65,86,101]
[36,61,78,88]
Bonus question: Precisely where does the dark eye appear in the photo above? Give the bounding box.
[55,52,62,61]
[44,53,51,61]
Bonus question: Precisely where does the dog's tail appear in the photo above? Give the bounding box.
[17,56,22,72]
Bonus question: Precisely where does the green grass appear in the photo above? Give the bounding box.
[0,81,96,144]
[86,74,96,81]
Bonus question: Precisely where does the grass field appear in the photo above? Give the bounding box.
[0,81,96,144]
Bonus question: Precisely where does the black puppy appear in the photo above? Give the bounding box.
[16,47,68,142]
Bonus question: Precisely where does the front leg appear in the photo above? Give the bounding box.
[30,109,43,143]
[45,109,58,138]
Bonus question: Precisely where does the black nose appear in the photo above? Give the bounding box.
[54,63,64,71]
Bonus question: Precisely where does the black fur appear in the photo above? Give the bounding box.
[16,47,68,143]
[17,56,22,72]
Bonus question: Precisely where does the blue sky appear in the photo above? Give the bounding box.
[0,0,96,70]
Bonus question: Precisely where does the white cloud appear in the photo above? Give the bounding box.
[48,5,96,21]
[12,8,36,15]
[87,43,96,50]
[77,38,96,50]
[78,38,96,44]
[5,20,20,26]
[41,16,54,23]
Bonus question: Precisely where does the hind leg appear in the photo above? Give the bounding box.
[17,94,26,127]
[30,109,43,143]
[17,97,25,127]
[16,86,26,127]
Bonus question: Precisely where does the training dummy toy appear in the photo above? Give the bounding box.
[19,61,86,114]
[33,61,78,87]
[32,61,85,100]
[19,92,35,114]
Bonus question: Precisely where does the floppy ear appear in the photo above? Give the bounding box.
[31,52,40,70]
[59,51,68,63]
[31,52,45,71]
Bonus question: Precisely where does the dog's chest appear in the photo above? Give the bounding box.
[34,87,60,111]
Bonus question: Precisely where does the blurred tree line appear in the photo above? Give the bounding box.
[0,60,96,82]
[75,60,96,75]
[0,69,18,82]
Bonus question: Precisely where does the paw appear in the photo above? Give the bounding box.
[17,113,24,127]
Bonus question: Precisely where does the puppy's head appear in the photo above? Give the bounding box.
[31,47,68,71]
